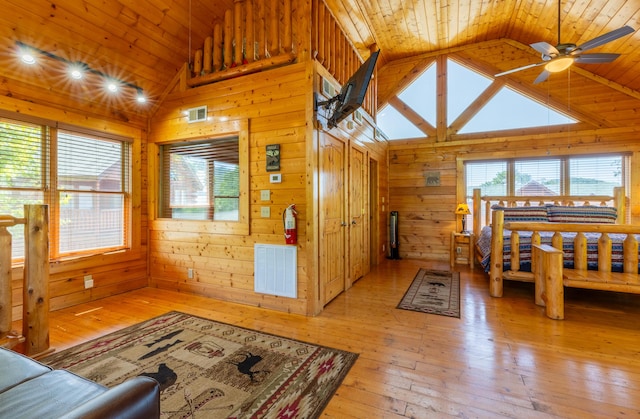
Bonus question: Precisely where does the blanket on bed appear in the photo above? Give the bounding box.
[477,226,638,273]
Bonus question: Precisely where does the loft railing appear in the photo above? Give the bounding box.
[187,0,297,88]
[311,0,377,118]
[0,205,50,356]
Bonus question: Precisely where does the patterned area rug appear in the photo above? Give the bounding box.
[42,311,358,418]
[397,269,460,318]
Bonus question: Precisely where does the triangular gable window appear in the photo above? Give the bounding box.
[459,86,575,134]
[397,64,436,127]
[378,57,578,140]
[447,60,492,123]
[377,104,424,139]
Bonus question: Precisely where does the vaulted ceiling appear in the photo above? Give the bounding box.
[1,0,639,124]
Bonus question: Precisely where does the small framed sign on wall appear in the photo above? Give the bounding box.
[266,144,280,172]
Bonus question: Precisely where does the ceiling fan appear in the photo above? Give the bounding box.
[495,1,635,84]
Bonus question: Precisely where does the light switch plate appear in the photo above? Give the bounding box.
[260,190,270,200]
[261,207,270,217]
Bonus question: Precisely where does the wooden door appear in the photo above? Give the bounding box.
[319,132,346,305]
[348,145,367,284]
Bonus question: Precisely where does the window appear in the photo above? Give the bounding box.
[159,137,240,221]
[0,115,131,261]
[465,155,628,224]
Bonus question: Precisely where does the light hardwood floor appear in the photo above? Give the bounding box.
[34,259,640,417]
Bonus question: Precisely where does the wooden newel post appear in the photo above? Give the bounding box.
[0,226,11,338]
[22,204,50,356]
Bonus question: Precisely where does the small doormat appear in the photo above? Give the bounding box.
[41,311,358,418]
[397,269,460,318]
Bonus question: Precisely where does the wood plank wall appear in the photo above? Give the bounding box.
[149,62,313,314]
[149,60,388,315]
[389,134,640,262]
[383,43,640,262]
[0,96,148,321]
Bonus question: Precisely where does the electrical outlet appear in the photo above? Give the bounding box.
[188,268,194,279]
[456,247,462,254]
[84,275,94,289]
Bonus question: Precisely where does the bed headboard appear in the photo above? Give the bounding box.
[471,186,626,238]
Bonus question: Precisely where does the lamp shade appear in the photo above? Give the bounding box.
[455,203,471,215]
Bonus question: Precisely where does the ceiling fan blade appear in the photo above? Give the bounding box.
[530,41,559,57]
[495,61,546,77]
[574,53,620,64]
[575,26,635,52]
[533,69,551,84]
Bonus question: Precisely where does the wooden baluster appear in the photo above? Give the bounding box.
[326,17,333,75]
[623,234,638,274]
[598,232,612,273]
[317,2,325,63]
[22,205,50,357]
[531,231,541,247]
[234,0,244,65]
[214,23,223,71]
[552,231,563,250]
[203,36,213,74]
[489,210,504,297]
[574,232,587,270]
[224,9,233,68]
[283,0,292,52]
[193,49,203,76]
[257,0,266,59]
[269,0,279,57]
[510,231,520,273]
[246,0,255,63]
[614,186,626,224]
[0,225,11,339]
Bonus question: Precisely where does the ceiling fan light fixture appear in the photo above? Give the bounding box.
[545,56,574,73]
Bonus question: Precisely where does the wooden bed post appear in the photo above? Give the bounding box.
[22,204,50,357]
[489,210,504,297]
[472,188,481,238]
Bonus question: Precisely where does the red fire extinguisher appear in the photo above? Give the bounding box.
[283,204,297,245]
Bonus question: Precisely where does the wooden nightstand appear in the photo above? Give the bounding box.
[450,232,474,269]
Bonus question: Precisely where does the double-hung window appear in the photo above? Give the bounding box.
[465,154,628,225]
[0,114,131,261]
[158,137,240,221]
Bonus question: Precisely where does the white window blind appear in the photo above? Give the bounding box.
[160,137,240,221]
[57,131,128,254]
[0,118,47,259]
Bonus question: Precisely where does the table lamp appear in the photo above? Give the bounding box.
[455,203,471,234]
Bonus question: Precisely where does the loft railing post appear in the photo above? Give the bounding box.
[0,225,11,338]
[22,204,50,357]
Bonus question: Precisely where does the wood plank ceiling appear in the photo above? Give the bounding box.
[0,0,639,124]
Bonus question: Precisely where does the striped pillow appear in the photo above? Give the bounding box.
[492,205,549,222]
[547,205,617,224]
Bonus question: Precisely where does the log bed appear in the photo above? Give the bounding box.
[471,187,632,299]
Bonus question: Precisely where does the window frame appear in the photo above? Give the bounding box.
[151,119,250,236]
[0,112,133,262]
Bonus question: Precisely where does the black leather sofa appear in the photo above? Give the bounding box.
[0,347,160,418]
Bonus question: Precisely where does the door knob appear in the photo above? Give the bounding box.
[351,220,357,225]
[341,222,347,227]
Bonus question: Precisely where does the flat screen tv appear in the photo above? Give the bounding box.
[320,50,380,128]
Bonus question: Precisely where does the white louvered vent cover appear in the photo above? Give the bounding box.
[186,106,207,123]
[254,244,297,298]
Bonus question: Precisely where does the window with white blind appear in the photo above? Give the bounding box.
[465,155,627,227]
[0,114,131,261]
[159,137,240,221]
[466,155,626,199]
